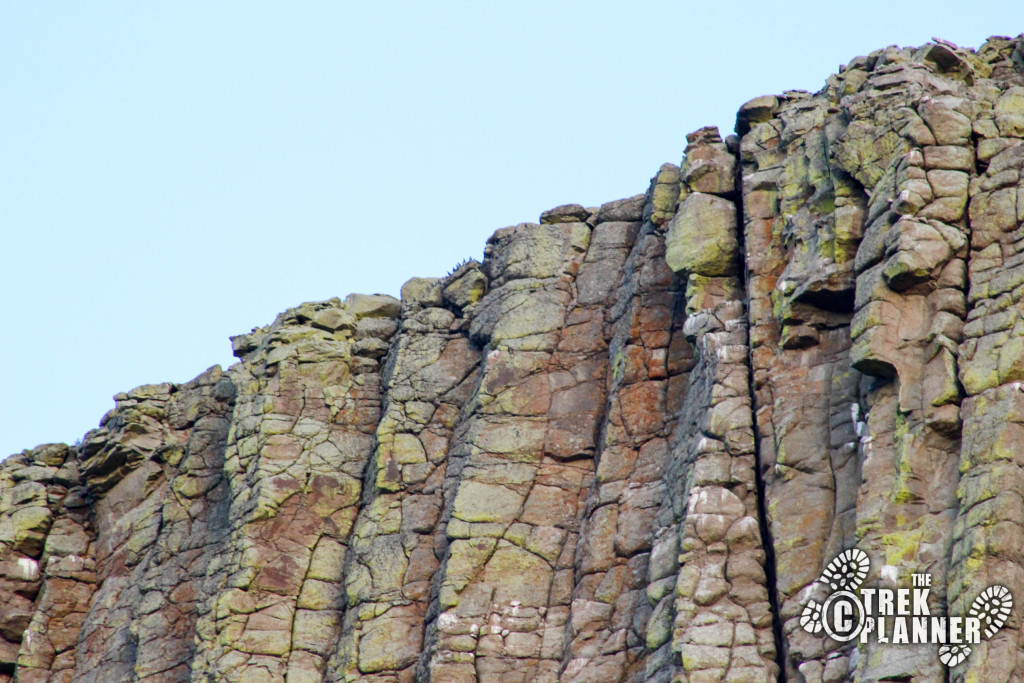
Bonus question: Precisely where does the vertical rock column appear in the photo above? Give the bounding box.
[419,213,609,682]
[70,368,236,683]
[0,443,89,683]
[738,40,999,682]
[652,127,779,683]
[559,187,694,683]
[738,82,865,681]
[323,269,484,681]
[66,383,183,683]
[190,295,398,682]
[0,368,239,683]
[950,46,1024,682]
[841,44,986,682]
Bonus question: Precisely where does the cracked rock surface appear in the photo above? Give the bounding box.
[3,35,1024,683]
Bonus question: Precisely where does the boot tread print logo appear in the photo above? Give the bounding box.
[799,548,1013,668]
[969,585,1012,639]
[819,548,870,591]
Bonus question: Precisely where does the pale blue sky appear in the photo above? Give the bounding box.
[2,2,1018,456]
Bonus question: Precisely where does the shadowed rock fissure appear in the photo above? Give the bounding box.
[734,142,789,683]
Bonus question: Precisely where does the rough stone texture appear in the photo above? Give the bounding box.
[3,35,1024,683]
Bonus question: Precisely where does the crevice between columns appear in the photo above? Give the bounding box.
[732,142,788,683]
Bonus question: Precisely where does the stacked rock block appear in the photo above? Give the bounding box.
[0,443,92,683]
[0,34,1023,683]
[647,127,779,682]
[190,296,399,682]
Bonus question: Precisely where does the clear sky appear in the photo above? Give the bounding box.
[2,2,1018,457]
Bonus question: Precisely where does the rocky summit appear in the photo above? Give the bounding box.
[4,35,1024,683]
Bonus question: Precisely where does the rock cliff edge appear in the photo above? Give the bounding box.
[4,35,1024,683]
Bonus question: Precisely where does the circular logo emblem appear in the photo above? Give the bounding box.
[820,590,865,642]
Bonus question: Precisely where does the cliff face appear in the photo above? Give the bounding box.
[3,35,1024,683]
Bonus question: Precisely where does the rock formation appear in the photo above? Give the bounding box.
[3,34,1024,683]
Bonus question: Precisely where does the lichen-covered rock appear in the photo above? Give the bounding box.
[665,192,739,277]
[3,33,1024,683]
